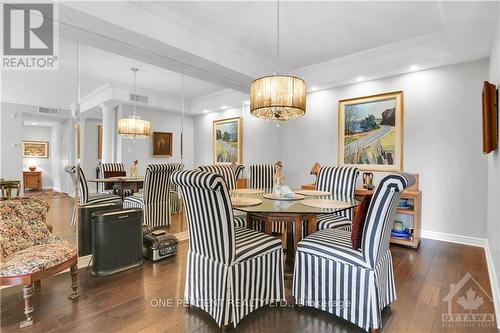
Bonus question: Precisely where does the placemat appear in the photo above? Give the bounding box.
[232,197,263,207]
[263,193,305,201]
[301,199,351,209]
[294,189,332,196]
[230,188,265,195]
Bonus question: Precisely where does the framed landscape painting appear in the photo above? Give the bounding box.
[213,117,242,165]
[338,91,403,171]
[22,141,49,158]
[153,132,173,157]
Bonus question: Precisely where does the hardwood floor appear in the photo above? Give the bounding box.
[1,238,497,333]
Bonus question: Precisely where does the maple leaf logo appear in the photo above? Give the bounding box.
[457,288,484,312]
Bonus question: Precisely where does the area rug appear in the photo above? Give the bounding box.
[24,190,69,199]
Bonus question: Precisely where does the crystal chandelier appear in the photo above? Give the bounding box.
[118,68,151,139]
[249,0,306,124]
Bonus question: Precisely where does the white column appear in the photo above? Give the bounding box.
[101,104,117,163]
[51,121,62,191]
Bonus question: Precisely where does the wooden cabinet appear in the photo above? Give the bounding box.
[301,183,315,190]
[23,171,42,191]
[302,175,422,249]
[355,187,421,249]
[236,178,248,189]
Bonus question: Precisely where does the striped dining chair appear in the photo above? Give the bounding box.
[315,166,360,230]
[293,173,415,332]
[249,164,274,189]
[249,164,285,233]
[172,169,284,329]
[234,164,245,180]
[64,166,121,225]
[197,165,246,228]
[123,164,183,228]
[98,162,133,196]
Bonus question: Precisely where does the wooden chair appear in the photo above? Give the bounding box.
[0,180,21,198]
[0,198,79,328]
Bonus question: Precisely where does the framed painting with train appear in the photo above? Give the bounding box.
[338,91,403,171]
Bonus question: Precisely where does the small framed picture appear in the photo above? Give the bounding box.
[153,132,173,157]
[22,141,49,158]
[213,117,242,165]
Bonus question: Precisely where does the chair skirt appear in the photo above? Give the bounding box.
[292,250,396,331]
[185,249,285,328]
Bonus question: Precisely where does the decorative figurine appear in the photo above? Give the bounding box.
[273,161,284,197]
[362,172,375,190]
[130,160,139,178]
[310,162,321,184]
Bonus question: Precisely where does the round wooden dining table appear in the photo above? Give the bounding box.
[232,190,359,275]
[88,177,144,199]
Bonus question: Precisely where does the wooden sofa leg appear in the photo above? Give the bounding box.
[34,280,41,291]
[68,264,80,300]
[20,284,34,328]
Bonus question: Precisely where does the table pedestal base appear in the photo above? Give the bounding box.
[247,213,317,278]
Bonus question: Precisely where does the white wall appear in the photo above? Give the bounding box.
[192,60,489,240]
[22,125,53,189]
[1,103,28,183]
[487,5,500,320]
[282,60,489,239]
[193,106,283,177]
[119,105,193,175]
[1,102,74,193]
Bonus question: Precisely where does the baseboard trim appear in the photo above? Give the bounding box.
[421,229,500,328]
[421,229,486,247]
[484,241,500,329]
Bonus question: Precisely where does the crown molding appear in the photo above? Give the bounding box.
[293,30,449,76]
[131,1,276,71]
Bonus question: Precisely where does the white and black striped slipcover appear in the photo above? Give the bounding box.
[64,166,121,225]
[248,164,285,233]
[123,164,182,228]
[98,162,132,196]
[197,165,247,228]
[249,164,274,189]
[315,166,360,230]
[293,173,415,332]
[234,164,245,180]
[172,169,285,328]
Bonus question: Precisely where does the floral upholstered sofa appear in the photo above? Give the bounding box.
[0,198,79,328]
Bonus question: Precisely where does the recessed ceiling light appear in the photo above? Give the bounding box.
[222,106,228,110]
[203,110,209,114]
[356,76,365,82]
[409,64,420,71]
[32,122,38,125]
[310,86,318,92]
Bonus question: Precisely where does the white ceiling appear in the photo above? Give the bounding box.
[2,39,228,111]
[79,45,223,100]
[155,1,448,71]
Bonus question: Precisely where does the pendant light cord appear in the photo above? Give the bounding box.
[132,68,138,118]
[276,0,280,74]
